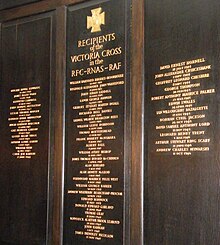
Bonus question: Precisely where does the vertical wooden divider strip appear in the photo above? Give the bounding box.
[131,0,144,244]
[53,6,66,245]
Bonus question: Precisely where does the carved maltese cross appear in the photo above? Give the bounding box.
[87,7,105,33]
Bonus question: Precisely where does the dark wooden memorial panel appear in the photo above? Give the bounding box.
[64,0,130,244]
[0,13,54,245]
[145,0,220,244]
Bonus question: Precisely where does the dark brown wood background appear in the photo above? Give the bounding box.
[0,0,41,11]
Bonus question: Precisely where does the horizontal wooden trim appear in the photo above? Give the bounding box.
[0,0,88,22]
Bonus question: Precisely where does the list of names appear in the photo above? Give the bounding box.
[151,58,215,155]
[69,74,124,240]
[8,86,41,159]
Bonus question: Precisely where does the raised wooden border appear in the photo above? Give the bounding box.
[0,0,87,22]
[0,0,40,11]
[52,6,66,245]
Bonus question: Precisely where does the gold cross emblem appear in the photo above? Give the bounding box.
[87,7,105,33]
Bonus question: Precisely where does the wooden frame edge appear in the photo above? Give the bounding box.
[130,0,144,244]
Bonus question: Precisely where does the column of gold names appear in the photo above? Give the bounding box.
[68,74,124,241]
[8,86,41,159]
[151,58,215,155]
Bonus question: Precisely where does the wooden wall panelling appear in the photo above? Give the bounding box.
[0,0,86,22]
[0,0,145,244]
[0,0,42,11]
